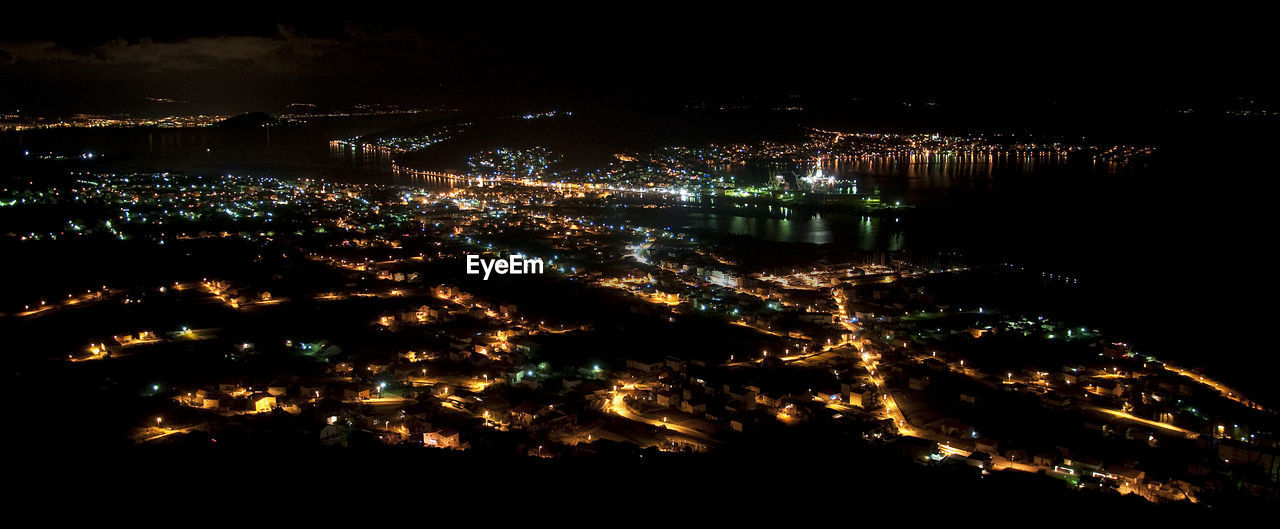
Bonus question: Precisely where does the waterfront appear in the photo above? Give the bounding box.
[3,116,1277,405]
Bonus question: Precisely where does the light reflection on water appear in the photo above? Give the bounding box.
[679,212,907,250]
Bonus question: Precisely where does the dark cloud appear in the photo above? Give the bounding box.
[0,13,1275,118]
[0,26,346,72]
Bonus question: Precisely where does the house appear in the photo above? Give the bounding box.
[435,285,458,299]
[320,424,348,446]
[1217,439,1279,474]
[756,391,786,408]
[847,388,877,409]
[403,419,432,436]
[510,401,547,429]
[975,437,1000,454]
[664,356,687,373]
[679,400,707,414]
[529,409,575,432]
[728,410,772,433]
[937,419,974,438]
[656,390,680,408]
[343,386,372,401]
[1033,452,1059,467]
[250,393,276,413]
[957,451,993,469]
[1066,455,1105,474]
[626,359,664,374]
[423,428,463,449]
[479,396,511,423]
[1107,465,1145,487]
[798,311,834,324]
[577,383,609,402]
[725,386,758,405]
[816,389,842,404]
[201,393,223,410]
[115,330,159,346]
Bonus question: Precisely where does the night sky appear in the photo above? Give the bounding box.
[2,11,1275,135]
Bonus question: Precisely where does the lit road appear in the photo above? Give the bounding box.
[8,289,120,318]
[833,288,914,436]
[608,393,714,442]
[1163,364,1267,412]
[351,396,414,407]
[863,357,915,437]
[1087,405,1200,439]
[138,424,199,443]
